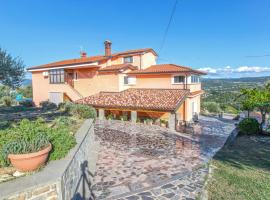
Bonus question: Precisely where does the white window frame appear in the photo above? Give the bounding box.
[171,75,185,85]
[123,75,136,85]
[191,75,200,83]
[123,56,133,63]
[73,72,78,81]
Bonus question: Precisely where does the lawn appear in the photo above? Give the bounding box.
[207,136,270,200]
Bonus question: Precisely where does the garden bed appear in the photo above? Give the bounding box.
[206,135,270,200]
[0,116,84,183]
[0,102,97,183]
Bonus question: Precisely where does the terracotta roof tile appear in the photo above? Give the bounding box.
[27,56,106,70]
[112,48,157,56]
[189,90,205,97]
[98,64,137,72]
[128,64,207,75]
[76,88,189,112]
[27,48,157,70]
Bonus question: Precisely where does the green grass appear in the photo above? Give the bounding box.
[207,136,270,200]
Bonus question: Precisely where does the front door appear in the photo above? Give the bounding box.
[66,72,74,87]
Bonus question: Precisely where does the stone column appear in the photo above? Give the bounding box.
[131,111,137,123]
[169,112,176,131]
[98,109,105,120]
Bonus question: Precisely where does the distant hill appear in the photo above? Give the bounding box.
[202,76,270,90]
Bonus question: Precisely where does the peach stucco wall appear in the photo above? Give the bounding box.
[127,74,201,92]
[32,71,83,106]
[73,69,120,97]
[100,52,156,69]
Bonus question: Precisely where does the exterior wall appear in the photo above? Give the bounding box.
[100,52,156,69]
[141,52,157,69]
[32,68,121,105]
[128,74,201,92]
[73,68,120,97]
[184,95,201,122]
[32,71,82,106]
[32,71,50,106]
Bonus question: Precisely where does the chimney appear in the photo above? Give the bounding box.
[104,40,112,56]
[80,51,87,58]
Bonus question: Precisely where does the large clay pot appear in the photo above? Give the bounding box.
[8,143,52,172]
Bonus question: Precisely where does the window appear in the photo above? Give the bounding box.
[124,76,136,85]
[123,56,133,63]
[191,75,200,83]
[173,76,185,84]
[49,69,65,84]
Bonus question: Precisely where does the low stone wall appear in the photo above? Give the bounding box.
[0,119,99,200]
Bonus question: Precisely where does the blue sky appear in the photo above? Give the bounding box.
[0,0,270,78]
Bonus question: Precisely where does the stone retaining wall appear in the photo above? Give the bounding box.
[0,119,99,200]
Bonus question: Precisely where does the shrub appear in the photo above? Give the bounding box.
[58,102,96,119]
[19,99,33,107]
[47,123,76,161]
[40,101,57,110]
[120,115,128,121]
[238,118,260,135]
[107,113,114,120]
[58,101,73,112]
[53,116,76,127]
[202,102,221,113]
[0,120,11,130]
[1,96,13,106]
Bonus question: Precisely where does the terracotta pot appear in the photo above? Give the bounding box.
[8,143,52,172]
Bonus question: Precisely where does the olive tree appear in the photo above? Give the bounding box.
[0,48,25,88]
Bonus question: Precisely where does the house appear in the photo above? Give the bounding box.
[27,40,206,130]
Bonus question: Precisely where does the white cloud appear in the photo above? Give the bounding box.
[198,66,270,78]
[235,66,270,73]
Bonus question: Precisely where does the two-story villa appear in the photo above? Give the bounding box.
[28,40,206,130]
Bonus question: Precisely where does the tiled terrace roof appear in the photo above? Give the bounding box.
[128,64,207,75]
[27,48,156,70]
[98,64,137,72]
[76,88,190,112]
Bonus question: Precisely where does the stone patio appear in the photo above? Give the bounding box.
[92,116,235,199]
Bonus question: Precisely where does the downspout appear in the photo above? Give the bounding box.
[185,73,188,89]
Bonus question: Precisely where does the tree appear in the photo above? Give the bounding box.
[238,88,256,118]
[238,88,270,132]
[0,48,25,88]
[202,102,221,113]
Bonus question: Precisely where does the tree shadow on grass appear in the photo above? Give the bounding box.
[213,136,270,171]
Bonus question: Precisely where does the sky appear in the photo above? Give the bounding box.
[0,0,270,78]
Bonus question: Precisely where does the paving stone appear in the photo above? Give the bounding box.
[126,195,140,200]
[140,196,154,200]
[138,192,152,196]
[92,117,235,199]
[162,192,175,198]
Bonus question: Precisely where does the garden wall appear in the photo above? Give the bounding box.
[0,119,99,200]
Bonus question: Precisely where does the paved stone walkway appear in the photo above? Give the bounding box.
[92,116,235,199]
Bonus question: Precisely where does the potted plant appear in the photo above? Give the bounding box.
[106,113,114,120]
[120,115,128,121]
[2,118,52,172]
[160,119,168,128]
[145,118,153,125]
